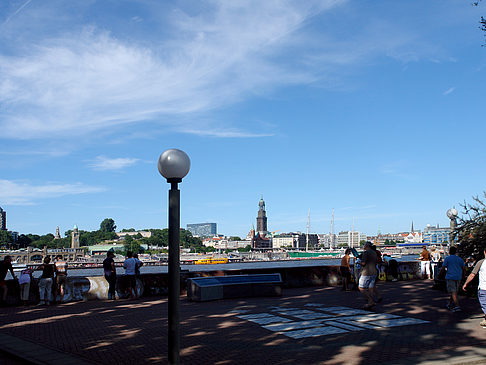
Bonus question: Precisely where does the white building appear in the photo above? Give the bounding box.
[272,235,295,249]
[318,234,337,249]
[337,231,367,248]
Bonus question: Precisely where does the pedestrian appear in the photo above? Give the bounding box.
[54,255,68,303]
[37,257,55,306]
[430,246,441,280]
[0,256,16,306]
[133,253,144,277]
[462,247,486,327]
[419,246,432,280]
[123,251,138,299]
[371,245,383,301]
[340,248,352,291]
[440,246,465,312]
[18,267,34,305]
[383,254,399,282]
[359,242,380,309]
[103,250,117,300]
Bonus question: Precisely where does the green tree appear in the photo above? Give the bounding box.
[229,236,242,241]
[100,218,116,233]
[0,230,14,248]
[453,193,486,259]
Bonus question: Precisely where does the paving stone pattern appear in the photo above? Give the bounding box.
[237,305,429,339]
[1,281,486,364]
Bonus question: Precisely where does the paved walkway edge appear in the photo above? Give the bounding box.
[0,332,93,365]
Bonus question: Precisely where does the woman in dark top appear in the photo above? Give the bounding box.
[37,257,55,305]
[103,251,117,300]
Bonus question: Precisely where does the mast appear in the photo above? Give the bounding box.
[351,216,355,248]
[306,209,310,251]
[330,208,334,250]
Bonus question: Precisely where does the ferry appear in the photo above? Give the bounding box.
[194,257,229,265]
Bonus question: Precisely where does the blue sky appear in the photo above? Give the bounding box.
[1,0,485,238]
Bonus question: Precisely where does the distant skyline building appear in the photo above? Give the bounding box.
[252,196,272,250]
[187,223,217,237]
[54,226,61,239]
[337,231,366,248]
[0,207,6,231]
[256,195,268,235]
[71,225,80,249]
[422,224,450,245]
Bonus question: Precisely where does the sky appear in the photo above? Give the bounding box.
[1,0,485,238]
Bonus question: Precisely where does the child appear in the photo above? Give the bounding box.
[19,267,34,305]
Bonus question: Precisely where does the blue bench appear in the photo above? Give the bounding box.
[187,273,283,302]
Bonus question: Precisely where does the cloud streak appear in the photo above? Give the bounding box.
[0,0,454,141]
[0,179,106,205]
[88,156,140,171]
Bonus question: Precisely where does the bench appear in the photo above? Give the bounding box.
[187,273,283,302]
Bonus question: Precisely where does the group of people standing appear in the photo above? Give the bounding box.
[1,250,144,305]
[419,245,442,280]
[0,255,68,306]
[103,250,143,300]
[339,242,385,309]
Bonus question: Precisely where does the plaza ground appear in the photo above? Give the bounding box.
[0,280,485,364]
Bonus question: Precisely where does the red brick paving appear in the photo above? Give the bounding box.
[1,280,486,364]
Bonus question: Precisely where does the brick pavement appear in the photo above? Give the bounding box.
[0,280,485,364]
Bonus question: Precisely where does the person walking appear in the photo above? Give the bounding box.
[0,256,16,306]
[37,257,55,306]
[54,255,68,303]
[103,250,117,300]
[430,246,441,281]
[419,246,432,280]
[440,246,465,312]
[18,267,34,305]
[359,242,379,309]
[340,248,352,291]
[123,251,138,299]
[462,247,486,327]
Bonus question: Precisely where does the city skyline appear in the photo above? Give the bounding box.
[1,1,485,238]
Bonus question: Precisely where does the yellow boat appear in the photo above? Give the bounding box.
[194,257,229,265]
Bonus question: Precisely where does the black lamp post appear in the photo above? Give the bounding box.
[158,148,191,365]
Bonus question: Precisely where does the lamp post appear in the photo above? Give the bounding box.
[158,149,191,365]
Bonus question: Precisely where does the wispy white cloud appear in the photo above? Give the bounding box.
[380,160,417,180]
[88,156,140,171]
[0,0,457,141]
[443,87,455,95]
[182,128,274,138]
[1,0,32,25]
[0,179,106,205]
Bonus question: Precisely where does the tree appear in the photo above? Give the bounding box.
[473,0,486,45]
[0,230,14,248]
[453,193,486,260]
[100,218,116,233]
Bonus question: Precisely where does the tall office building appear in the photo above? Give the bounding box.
[187,223,217,237]
[0,207,6,230]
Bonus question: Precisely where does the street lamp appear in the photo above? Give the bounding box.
[158,149,191,365]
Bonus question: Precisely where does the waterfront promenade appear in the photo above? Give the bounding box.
[1,280,485,365]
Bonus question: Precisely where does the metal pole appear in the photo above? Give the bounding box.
[168,180,180,365]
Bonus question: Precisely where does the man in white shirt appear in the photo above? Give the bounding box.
[123,251,138,299]
[463,247,486,327]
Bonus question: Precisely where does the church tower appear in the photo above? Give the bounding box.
[256,195,268,234]
[55,226,61,239]
[71,225,80,248]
